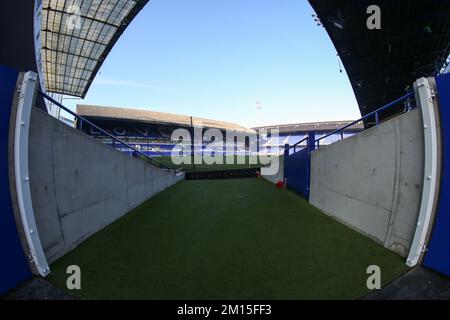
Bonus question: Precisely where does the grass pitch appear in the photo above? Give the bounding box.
[47,178,407,299]
[148,155,264,172]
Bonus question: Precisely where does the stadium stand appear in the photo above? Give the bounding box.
[76,104,255,157]
[253,120,364,154]
[75,104,366,158]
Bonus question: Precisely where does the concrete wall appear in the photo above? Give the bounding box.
[310,109,424,257]
[29,109,184,263]
[263,155,284,184]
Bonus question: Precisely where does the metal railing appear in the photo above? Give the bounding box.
[38,91,181,173]
[285,136,308,154]
[284,90,415,155]
[315,91,415,148]
[434,42,450,76]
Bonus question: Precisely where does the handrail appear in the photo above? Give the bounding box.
[38,91,179,172]
[315,91,414,146]
[435,42,450,75]
[285,136,308,153]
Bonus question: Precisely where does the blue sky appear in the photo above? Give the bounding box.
[65,0,360,128]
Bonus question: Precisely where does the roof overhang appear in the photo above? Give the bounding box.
[252,120,364,134]
[77,104,256,134]
[40,0,149,98]
[308,0,450,120]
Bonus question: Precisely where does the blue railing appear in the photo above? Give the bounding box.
[282,90,415,199]
[285,136,308,154]
[314,91,415,148]
[435,43,450,76]
[38,91,180,172]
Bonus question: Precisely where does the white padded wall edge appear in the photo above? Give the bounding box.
[406,77,439,267]
[14,71,50,276]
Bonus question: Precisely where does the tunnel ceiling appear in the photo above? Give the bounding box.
[41,0,149,97]
[309,0,450,120]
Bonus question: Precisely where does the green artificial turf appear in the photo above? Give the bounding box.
[47,178,407,299]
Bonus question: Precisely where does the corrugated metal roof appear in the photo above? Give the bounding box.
[77,104,255,133]
[41,0,149,97]
[308,0,450,122]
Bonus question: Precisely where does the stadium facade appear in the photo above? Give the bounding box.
[76,104,255,156]
[76,104,366,157]
[253,121,364,151]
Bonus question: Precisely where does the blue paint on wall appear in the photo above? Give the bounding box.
[284,132,315,199]
[0,65,32,294]
[284,148,310,198]
[424,72,450,277]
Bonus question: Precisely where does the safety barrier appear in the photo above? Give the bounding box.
[38,91,181,173]
[283,133,315,199]
[283,91,415,200]
[315,91,415,148]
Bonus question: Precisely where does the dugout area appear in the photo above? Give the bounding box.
[46,178,406,299]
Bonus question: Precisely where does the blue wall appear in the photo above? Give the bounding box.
[283,132,315,199]
[284,148,310,198]
[424,73,450,276]
[0,65,32,294]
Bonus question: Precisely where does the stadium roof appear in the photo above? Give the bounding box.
[77,105,255,133]
[41,0,149,97]
[252,120,364,135]
[308,0,450,121]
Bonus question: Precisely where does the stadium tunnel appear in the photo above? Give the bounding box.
[0,0,450,295]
